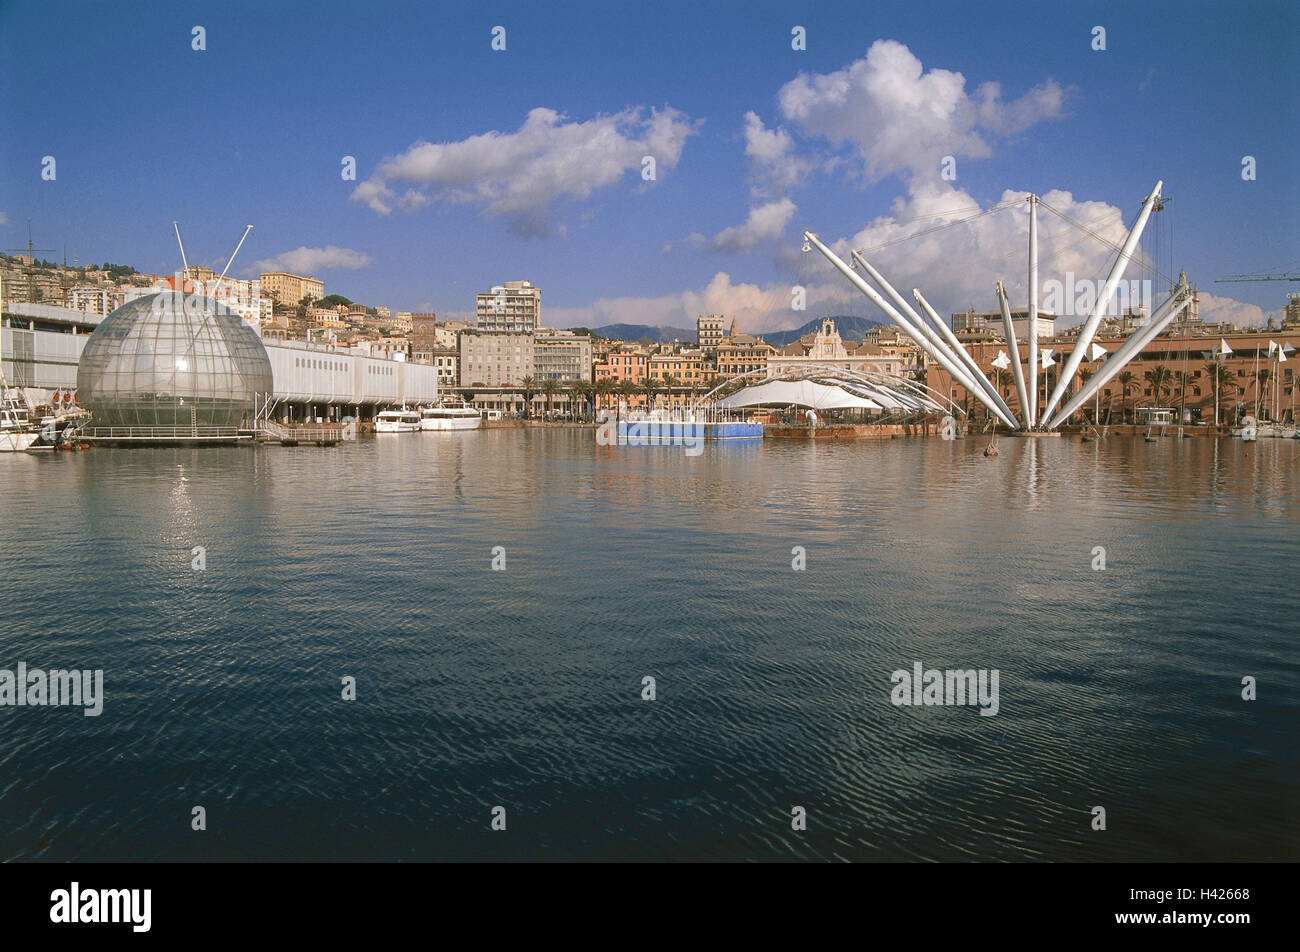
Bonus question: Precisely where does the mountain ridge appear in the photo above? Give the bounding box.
[585,314,885,347]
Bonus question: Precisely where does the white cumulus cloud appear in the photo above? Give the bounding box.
[351,106,697,237]
[776,39,1065,183]
[544,270,848,333]
[1197,292,1274,329]
[743,111,815,195]
[253,246,373,274]
[711,198,798,253]
[684,40,1068,265]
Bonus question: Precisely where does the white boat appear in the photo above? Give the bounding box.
[1256,423,1299,439]
[1,284,41,451]
[375,408,421,433]
[420,402,481,431]
[1,390,39,453]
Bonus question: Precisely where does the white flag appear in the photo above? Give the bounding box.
[1268,340,1279,357]
[1088,343,1107,362]
[1041,348,1056,369]
[1215,338,1233,357]
[992,350,1011,370]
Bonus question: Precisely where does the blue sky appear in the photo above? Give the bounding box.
[2,0,1296,330]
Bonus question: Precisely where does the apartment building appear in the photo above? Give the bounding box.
[260,271,324,306]
[459,330,535,387]
[697,314,725,354]
[533,328,593,382]
[475,280,541,333]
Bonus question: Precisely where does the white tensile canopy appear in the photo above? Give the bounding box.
[717,379,882,411]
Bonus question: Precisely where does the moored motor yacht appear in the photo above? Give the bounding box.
[375,407,421,433]
[419,401,481,431]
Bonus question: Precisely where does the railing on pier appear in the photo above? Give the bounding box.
[82,425,248,441]
[258,419,352,443]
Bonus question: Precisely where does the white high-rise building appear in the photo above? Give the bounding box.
[475,280,541,333]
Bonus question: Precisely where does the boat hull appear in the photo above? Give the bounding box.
[0,431,39,452]
[420,416,480,431]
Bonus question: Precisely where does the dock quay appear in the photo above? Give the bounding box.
[257,420,351,446]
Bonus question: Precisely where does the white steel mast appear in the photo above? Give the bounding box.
[1047,281,1191,428]
[1042,180,1163,423]
[996,281,1032,427]
[1027,194,1039,426]
[803,232,1017,429]
[849,250,1013,423]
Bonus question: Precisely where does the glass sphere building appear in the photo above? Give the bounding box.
[77,291,272,431]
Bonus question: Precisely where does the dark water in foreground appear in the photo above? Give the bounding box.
[1,431,1296,862]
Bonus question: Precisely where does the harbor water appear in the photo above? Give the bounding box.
[0,431,1296,861]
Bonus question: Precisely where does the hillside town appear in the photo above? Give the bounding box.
[3,249,1299,426]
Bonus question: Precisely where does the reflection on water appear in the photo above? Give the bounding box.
[0,432,1296,861]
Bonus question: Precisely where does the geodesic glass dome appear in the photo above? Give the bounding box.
[77,291,272,428]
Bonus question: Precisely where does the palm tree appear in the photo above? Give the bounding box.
[571,380,591,421]
[579,379,594,420]
[594,377,615,418]
[520,375,537,419]
[1116,370,1136,423]
[661,374,680,412]
[641,377,658,412]
[542,378,560,418]
[618,379,639,418]
[1144,365,1172,409]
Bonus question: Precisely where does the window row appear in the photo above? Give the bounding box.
[294,357,347,373]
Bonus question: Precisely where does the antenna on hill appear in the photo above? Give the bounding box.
[4,221,55,304]
[212,225,253,296]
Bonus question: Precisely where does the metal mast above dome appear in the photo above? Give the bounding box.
[76,224,271,445]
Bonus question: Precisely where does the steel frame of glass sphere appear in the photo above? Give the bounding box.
[77,291,272,431]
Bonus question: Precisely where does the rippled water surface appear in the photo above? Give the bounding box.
[1,431,1297,861]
